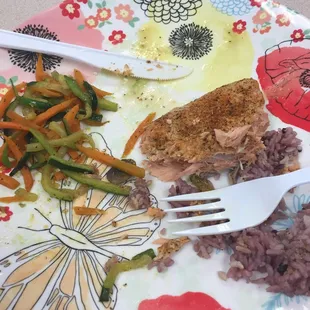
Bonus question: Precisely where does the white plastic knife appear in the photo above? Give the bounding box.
[0,29,192,81]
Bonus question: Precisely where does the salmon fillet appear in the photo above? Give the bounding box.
[140,78,269,181]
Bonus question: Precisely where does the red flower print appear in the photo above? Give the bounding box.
[252,9,272,25]
[260,24,272,34]
[256,41,310,131]
[60,0,80,20]
[114,4,134,23]
[276,14,290,27]
[77,0,88,3]
[291,29,305,43]
[97,8,112,22]
[232,20,247,34]
[0,206,13,222]
[108,30,126,45]
[85,15,99,29]
[0,84,9,98]
[250,0,267,7]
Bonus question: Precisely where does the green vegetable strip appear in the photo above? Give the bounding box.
[132,249,156,261]
[98,98,118,112]
[4,98,19,121]
[19,97,53,111]
[41,165,77,201]
[100,255,152,302]
[29,129,57,156]
[1,145,13,168]
[63,119,72,135]
[26,131,85,152]
[48,155,95,174]
[48,122,67,138]
[29,161,46,170]
[64,76,92,120]
[63,170,130,196]
[10,153,30,177]
[83,81,98,111]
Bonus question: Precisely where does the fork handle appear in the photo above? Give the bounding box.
[0,29,108,67]
[278,167,310,192]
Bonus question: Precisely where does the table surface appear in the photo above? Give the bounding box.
[0,0,308,30]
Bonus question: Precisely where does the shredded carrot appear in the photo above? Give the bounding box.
[53,171,66,181]
[122,112,156,158]
[35,98,75,125]
[46,130,60,140]
[68,149,79,160]
[5,137,33,191]
[71,119,81,132]
[0,173,20,190]
[74,206,105,216]
[75,154,86,164]
[64,105,80,132]
[0,196,26,203]
[0,144,5,161]
[74,69,85,90]
[0,82,26,120]
[36,54,49,81]
[0,189,38,203]
[6,111,47,134]
[77,145,145,178]
[30,86,63,98]
[91,84,112,97]
[0,122,30,131]
[83,120,109,127]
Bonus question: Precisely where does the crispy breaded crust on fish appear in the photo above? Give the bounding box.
[140,78,269,181]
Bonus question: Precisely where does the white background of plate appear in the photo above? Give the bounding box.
[0,0,308,29]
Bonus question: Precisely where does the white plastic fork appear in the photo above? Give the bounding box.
[162,167,310,236]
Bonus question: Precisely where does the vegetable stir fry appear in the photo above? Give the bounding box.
[0,54,145,201]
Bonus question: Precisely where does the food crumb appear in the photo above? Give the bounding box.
[218,271,228,281]
[160,228,167,235]
[112,221,117,227]
[123,64,133,77]
[156,64,163,69]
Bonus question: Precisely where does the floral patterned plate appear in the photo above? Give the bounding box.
[1,1,310,310]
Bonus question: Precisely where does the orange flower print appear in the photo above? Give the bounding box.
[260,24,272,34]
[97,8,111,22]
[114,4,134,23]
[276,14,290,27]
[0,207,13,222]
[252,9,272,25]
[85,15,99,29]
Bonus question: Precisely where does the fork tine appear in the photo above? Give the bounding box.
[172,222,233,236]
[164,202,222,213]
[161,190,221,202]
[168,212,227,224]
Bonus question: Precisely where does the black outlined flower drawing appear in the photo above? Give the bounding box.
[169,22,213,60]
[134,0,202,24]
[8,24,62,73]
